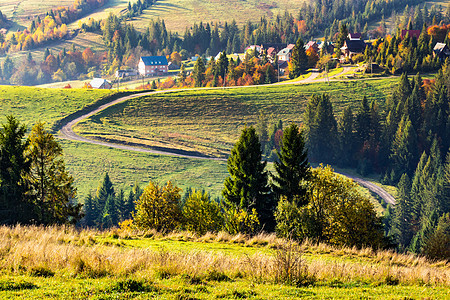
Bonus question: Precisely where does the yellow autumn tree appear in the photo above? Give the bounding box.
[182,190,223,234]
[133,181,182,231]
[307,165,385,248]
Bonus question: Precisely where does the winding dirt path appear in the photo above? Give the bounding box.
[59,87,395,205]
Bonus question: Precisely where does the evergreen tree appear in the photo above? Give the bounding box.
[423,212,450,260]
[255,111,269,153]
[216,51,229,81]
[338,106,355,167]
[102,194,117,228]
[289,37,308,78]
[388,116,419,183]
[222,126,274,230]
[83,194,97,227]
[0,116,31,224]
[271,123,310,205]
[193,57,206,87]
[391,173,414,250]
[115,189,125,222]
[304,94,338,164]
[355,96,372,146]
[95,173,115,226]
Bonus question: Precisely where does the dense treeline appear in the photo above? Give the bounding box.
[296,68,450,259]
[0,10,8,29]
[0,116,82,225]
[0,46,107,85]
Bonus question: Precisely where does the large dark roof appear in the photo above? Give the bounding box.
[140,56,168,66]
[342,40,368,53]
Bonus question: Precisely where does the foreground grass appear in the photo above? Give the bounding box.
[0,226,448,299]
[75,78,397,158]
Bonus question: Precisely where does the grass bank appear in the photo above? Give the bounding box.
[0,225,447,299]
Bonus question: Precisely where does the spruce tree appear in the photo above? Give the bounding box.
[0,116,31,224]
[223,126,274,229]
[389,116,419,183]
[83,194,96,227]
[289,37,307,79]
[338,106,355,167]
[271,123,310,205]
[391,173,414,250]
[304,94,338,164]
[355,96,371,146]
[95,173,115,225]
[102,194,117,228]
[193,57,206,87]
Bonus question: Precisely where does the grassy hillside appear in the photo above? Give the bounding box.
[0,226,448,299]
[75,79,396,159]
[0,85,111,128]
[60,138,228,201]
[129,0,306,33]
[1,81,397,203]
[0,0,74,30]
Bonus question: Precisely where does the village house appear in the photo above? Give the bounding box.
[305,41,319,53]
[400,30,421,39]
[340,40,368,61]
[348,33,362,40]
[89,78,112,89]
[433,43,450,60]
[277,44,295,62]
[138,56,168,76]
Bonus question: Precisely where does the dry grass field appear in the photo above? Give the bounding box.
[0,225,447,299]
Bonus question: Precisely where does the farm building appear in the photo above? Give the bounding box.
[348,33,362,40]
[340,40,368,61]
[433,43,450,60]
[89,78,112,89]
[138,56,168,76]
[115,69,137,78]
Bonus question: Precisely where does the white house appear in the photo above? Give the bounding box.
[138,56,168,76]
[89,78,112,89]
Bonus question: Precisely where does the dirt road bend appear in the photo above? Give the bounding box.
[59,89,396,205]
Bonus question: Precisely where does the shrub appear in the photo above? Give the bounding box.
[223,207,259,235]
[182,190,223,235]
[273,240,315,287]
[133,181,182,231]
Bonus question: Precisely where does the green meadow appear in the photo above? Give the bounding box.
[75,78,397,158]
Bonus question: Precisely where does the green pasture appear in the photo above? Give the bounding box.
[0,85,111,128]
[75,78,398,159]
[60,139,228,200]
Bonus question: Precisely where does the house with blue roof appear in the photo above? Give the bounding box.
[138,56,169,76]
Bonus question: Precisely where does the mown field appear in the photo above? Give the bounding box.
[0,226,448,299]
[0,0,74,30]
[129,0,306,33]
[75,78,397,159]
[60,138,228,201]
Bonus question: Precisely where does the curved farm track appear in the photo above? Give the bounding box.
[59,86,396,205]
